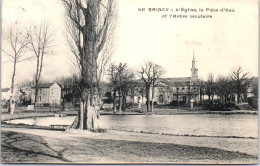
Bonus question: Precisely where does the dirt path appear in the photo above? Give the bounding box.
[1,127,258,164]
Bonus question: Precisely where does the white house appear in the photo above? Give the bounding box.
[1,88,11,100]
[31,83,61,106]
[1,88,11,106]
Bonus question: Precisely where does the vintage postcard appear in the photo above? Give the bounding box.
[1,0,258,164]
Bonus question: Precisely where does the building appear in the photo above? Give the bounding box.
[1,88,11,107]
[1,88,11,100]
[152,54,200,105]
[1,86,23,106]
[31,83,61,106]
[105,54,200,106]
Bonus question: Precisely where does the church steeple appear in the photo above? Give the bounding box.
[192,50,196,68]
[191,50,198,80]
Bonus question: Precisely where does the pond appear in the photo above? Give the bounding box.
[6,114,258,138]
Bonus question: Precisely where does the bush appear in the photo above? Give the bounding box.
[169,100,185,106]
[145,101,158,105]
[117,102,135,111]
[248,97,258,109]
[42,103,50,107]
[103,98,113,104]
[74,103,80,107]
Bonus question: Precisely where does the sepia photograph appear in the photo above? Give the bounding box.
[1,0,258,164]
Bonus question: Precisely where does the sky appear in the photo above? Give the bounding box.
[1,0,258,88]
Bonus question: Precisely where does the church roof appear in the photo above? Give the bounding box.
[158,77,191,86]
[167,77,191,82]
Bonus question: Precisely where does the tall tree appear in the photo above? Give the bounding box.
[107,63,127,113]
[198,80,206,104]
[139,61,164,112]
[230,66,250,104]
[205,73,216,107]
[2,23,30,114]
[27,22,56,107]
[139,62,153,112]
[108,63,135,112]
[62,0,117,130]
[215,75,233,106]
[248,77,258,109]
[120,68,135,111]
[151,64,165,112]
[55,75,82,103]
[173,82,182,109]
[107,63,119,112]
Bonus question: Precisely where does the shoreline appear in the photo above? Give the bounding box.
[2,110,257,122]
[1,107,257,121]
[1,110,258,164]
[100,110,258,115]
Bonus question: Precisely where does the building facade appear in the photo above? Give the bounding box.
[31,83,61,106]
[152,54,200,104]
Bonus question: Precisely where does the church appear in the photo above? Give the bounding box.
[105,54,201,106]
[152,54,200,105]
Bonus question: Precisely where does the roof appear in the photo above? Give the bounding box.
[32,83,56,89]
[1,88,10,92]
[166,77,191,82]
[158,77,191,86]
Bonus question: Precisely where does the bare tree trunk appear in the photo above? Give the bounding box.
[151,82,155,113]
[118,89,122,113]
[146,86,150,112]
[177,91,180,110]
[141,91,144,104]
[34,83,39,107]
[34,57,40,107]
[212,94,214,107]
[131,90,135,104]
[9,60,17,114]
[113,89,117,112]
[70,95,99,130]
[122,93,127,111]
[237,92,241,104]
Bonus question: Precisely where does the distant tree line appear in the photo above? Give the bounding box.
[56,61,165,113]
[200,66,257,110]
[56,65,257,112]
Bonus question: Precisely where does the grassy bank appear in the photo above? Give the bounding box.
[1,129,257,164]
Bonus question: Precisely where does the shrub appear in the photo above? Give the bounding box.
[248,97,258,110]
